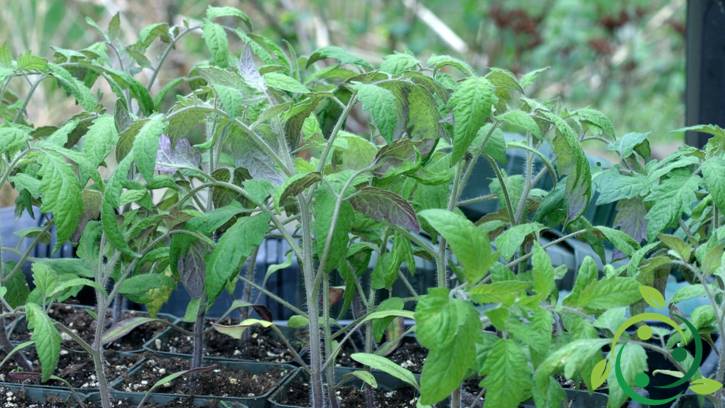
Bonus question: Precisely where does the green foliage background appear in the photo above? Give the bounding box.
[0,0,685,145]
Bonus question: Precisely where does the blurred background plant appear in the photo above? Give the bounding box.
[0,0,686,205]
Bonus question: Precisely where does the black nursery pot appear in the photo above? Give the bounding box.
[86,391,250,407]
[114,356,294,408]
[0,383,87,406]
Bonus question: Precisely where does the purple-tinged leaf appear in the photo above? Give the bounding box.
[350,186,419,232]
[102,317,164,345]
[238,46,265,92]
[613,198,648,243]
[155,135,201,174]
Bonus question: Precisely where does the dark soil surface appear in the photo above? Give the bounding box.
[274,376,420,407]
[9,304,172,352]
[116,356,289,399]
[461,378,485,407]
[153,318,300,363]
[332,337,426,373]
[0,350,141,389]
[387,338,427,374]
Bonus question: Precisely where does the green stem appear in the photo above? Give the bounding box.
[317,93,357,173]
[148,26,201,90]
[13,75,47,123]
[485,154,515,224]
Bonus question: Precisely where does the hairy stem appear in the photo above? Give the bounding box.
[191,295,207,371]
[323,269,338,408]
[93,235,112,408]
[299,196,325,408]
[514,135,535,224]
[92,298,112,408]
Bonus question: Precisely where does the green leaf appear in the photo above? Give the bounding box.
[574,108,615,139]
[0,126,31,155]
[481,339,532,408]
[26,303,61,382]
[372,297,406,341]
[645,172,700,240]
[131,114,166,182]
[350,353,418,389]
[607,344,647,408]
[2,269,29,308]
[102,317,158,345]
[659,234,691,261]
[354,83,399,142]
[494,222,544,261]
[263,72,309,94]
[313,185,353,273]
[563,256,598,306]
[671,284,706,304]
[418,209,494,283]
[136,23,171,50]
[213,84,245,117]
[334,131,378,170]
[449,77,497,165]
[347,370,378,389]
[533,339,608,407]
[496,110,541,139]
[507,307,553,365]
[608,132,651,159]
[276,172,321,207]
[415,288,475,350]
[206,6,252,30]
[593,168,649,205]
[416,288,480,404]
[690,378,723,395]
[202,20,229,67]
[82,115,118,167]
[101,153,136,256]
[532,242,555,298]
[48,63,97,111]
[469,280,530,305]
[639,285,666,308]
[205,213,270,301]
[577,277,642,310]
[426,54,473,75]
[519,67,549,89]
[288,315,309,329]
[541,112,591,220]
[307,46,370,68]
[702,157,725,213]
[380,53,419,75]
[212,319,273,339]
[44,120,78,147]
[595,226,639,256]
[38,153,83,248]
[485,67,523,104]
